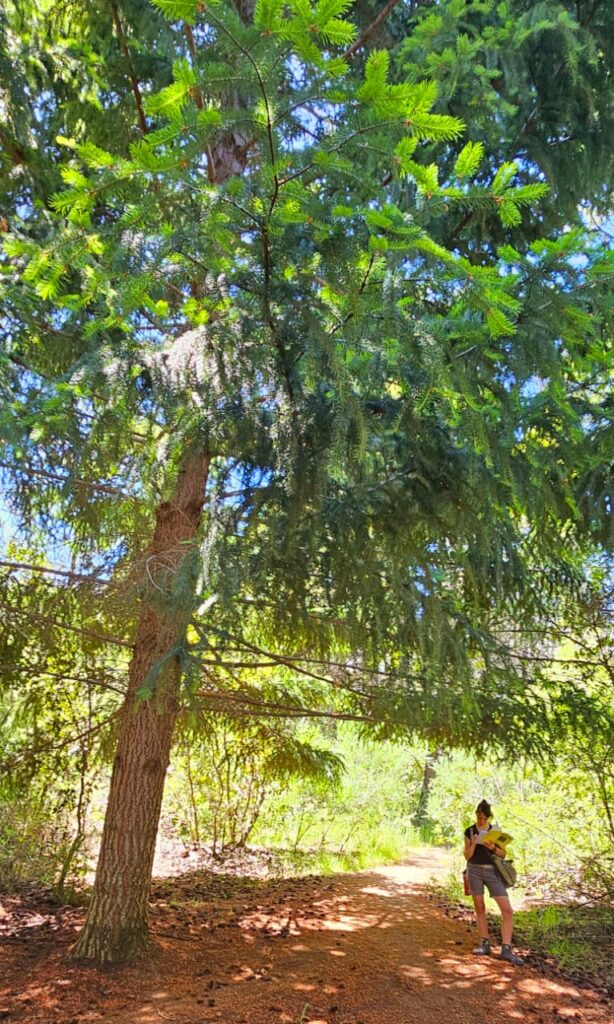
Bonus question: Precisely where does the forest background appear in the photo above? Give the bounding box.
[0,0,612,981]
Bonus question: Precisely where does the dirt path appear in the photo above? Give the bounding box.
[1,850,611,1024]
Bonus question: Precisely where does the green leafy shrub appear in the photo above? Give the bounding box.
[164,719,345,854]
[252,725,423,864]
[0,795,76,891]
[514,903,614,990]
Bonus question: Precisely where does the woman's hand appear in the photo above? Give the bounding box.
[464,834,478,861]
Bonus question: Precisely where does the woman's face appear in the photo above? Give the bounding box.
[476,809,490,829]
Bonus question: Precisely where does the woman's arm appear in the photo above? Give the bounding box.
[482,839,505,858]
[464,833,478,861]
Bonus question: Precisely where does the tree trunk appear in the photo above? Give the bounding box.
[74,1,256,962]
[74,450,209,961]
[413,747,441,830]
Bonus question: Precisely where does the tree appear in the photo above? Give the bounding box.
[1,0,612,961]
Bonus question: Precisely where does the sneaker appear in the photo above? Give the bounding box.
[473,938,491,955]
[499,944,524,966]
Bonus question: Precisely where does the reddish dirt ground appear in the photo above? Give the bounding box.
[1,851,612,1024]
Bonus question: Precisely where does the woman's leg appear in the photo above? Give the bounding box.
[493,894,524,964]
[493,894,513,944]
[472,894,489,940]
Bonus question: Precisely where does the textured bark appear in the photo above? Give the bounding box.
[74,450,210,961]
[413,747,442,829]
[75,1,256,963]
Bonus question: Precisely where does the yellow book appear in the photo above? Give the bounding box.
[477,828,513,848]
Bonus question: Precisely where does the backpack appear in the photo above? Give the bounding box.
[493,857,518,888]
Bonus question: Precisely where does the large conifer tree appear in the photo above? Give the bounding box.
[1,0,612,961]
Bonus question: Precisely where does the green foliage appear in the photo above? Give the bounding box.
[252,725,422,863]
[164,718,344,853]
[399,0,614,235]
[0,559,124,893]
[150,0,199,22]
[0,795,74,891]
[0,0,612,874]
[513,903,614,990]
[426,729,613,900]
[453,141,484,179]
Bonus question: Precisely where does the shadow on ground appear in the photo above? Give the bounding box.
[1,850,611,1024]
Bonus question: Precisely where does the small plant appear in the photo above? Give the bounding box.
[513,902,614,990]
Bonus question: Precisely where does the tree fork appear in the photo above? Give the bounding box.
[73,449,210,962]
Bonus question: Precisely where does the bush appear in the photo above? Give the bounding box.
[0,795,77,891]
[252,725,423,862]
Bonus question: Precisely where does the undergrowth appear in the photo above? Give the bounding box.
[273,838,408,877]
[513,902,614,993]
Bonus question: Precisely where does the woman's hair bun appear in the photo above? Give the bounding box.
[476,799,492,818]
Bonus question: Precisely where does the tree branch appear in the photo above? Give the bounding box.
[0,560,110,586]
[110,2,148,134]
[183,24,204,110]
[343,0,432,61]
[0,460,131,498]
[0,598,133,649]
[197,687,374,724]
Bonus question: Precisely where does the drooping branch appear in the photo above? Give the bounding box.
[0,560,110,586]
[0,460,131,498]
[0,598,133,649]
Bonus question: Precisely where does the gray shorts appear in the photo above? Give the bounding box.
[467,863,507,897]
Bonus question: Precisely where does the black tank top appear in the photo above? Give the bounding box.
[464,824,495,865]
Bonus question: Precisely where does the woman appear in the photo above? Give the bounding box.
[463,799,524,965]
